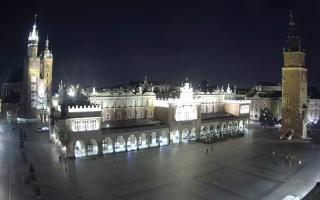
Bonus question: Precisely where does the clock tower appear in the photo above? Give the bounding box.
[281,10,307,139]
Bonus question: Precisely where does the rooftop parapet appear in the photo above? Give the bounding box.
[60,105,102,113]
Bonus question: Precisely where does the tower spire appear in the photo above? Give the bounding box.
[34,14,37,26]
[285,9,302,52]
[44,34,52,58]
[289,9,294,26]
[28,14,39,46]
[45,35,49,49]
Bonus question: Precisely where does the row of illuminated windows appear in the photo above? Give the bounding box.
[176,107,197,121]
[104,111,153,121]
[201,105,224,113]
[72,119,98,132]
[92,98,154,108]
[308,111,320,118]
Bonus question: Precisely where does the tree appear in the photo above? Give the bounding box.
[259,108,275,131]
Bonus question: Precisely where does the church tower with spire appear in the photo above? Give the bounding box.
[281,10,308,139]
[41,36,53,105]
[22,15,53,121]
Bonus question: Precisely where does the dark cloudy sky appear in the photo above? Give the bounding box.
[0,0,319,89]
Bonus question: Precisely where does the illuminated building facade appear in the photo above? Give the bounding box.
[21,16,53,121]
[50,79,250,158]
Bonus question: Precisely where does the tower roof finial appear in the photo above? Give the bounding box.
[45,34,49,49]
[289,9,295,26]
[28,14,39,45]
[34,14,37,26]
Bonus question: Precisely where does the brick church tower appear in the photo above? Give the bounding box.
[21,15,53,122]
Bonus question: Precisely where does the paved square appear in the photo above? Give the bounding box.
[1,123,320,200]
[196,167,282,199]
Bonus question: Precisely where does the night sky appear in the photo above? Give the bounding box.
[0,0,319,89]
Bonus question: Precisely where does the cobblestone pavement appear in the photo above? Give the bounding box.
[1,122,320,200]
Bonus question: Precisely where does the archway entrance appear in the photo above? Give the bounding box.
[138,133,148,149]
[87,139,98,156]
[244,120,249,130]
[170,130,180,144]
[159,132,168,146]
[74,140,86,157]
[182,129,190,143]
[228,122,233,133]
[234,121,239,132]
[102,137,113,154]
[115,136,126,152]
[150,132,158,147]
[222,123,227,132]
[190,127,197,141]
[200,126,207,139]
[239,120,244,131]
[127,134,137,151]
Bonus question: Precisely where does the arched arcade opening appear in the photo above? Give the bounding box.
[74,140,86,158]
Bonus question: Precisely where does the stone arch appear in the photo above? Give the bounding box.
[228,122,233,131]
[150,132,158,147]
[239,120,244,131]
[127,134,137,151]
[182,129,190,143]
[216,124,222,138]
[170,130,180,144]
[190,127,197,141]
[244,120,249,129]
[115,135,126,152]
[74,140,86,157]
[102,137,113,154]
[159,131,169,146]
[222,123,227,131]
[234,121,239,131]
[138,133,148,149]
[200,126,207,139]
[209,125,214,133]
[87,139,98,156]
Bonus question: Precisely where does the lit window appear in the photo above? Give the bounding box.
[31,76,36,83]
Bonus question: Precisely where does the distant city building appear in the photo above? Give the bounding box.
[50,79,250,158]
[0,68,23,120]
[248,82,320,126]
[281,10,308,139]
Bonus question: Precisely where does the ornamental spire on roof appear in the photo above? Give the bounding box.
[28,14,39,46]
[44,34,52,58]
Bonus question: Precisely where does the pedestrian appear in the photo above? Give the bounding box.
[206,148,208,154]
[59,156,62,162]
[211,146,213,152]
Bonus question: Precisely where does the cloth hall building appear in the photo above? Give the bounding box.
[50,79,250,158]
